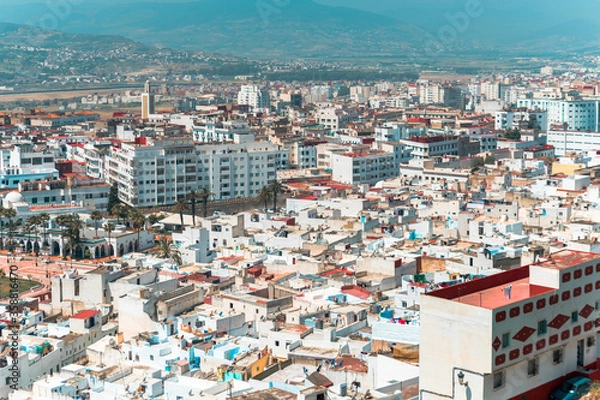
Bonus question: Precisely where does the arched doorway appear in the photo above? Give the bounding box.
[109,244,115,257]
[127,241,133,253]
[95,246,100,259]
[119,244,124,256]
[52,241,61,256]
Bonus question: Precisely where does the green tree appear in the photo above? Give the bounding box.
[104,222,116,256]
[186,190,200,226]
[258,186,273,212]
[111,204,130,226]
[268,180,284,212]
[90,210,104,238]
[473,157,485,168]
[25,215,41,256]
[171,199,189,229]
[0,208,16,250]
[107,182,121,213]
[129,210,146,252]
[157,237,183,266]
[503,128,521,140]
[484,155,496,164]
[199,187,214,218]
[39,213,50,249]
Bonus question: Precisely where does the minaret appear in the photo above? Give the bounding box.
[141,80,155,120]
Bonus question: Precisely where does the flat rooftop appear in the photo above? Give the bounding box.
[428,250,600,309]
[453,277,553,309]
[535,249,599,270]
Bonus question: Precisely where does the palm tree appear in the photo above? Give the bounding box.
[171,199,189,229]
[111,204,130,226]
[1,208,16,250]
[269,180,284,213]
[130,211,146,252]
[39,213,50,249]
[56,214,83,259]
[6,218,22,252]
[25,215,40,256]
[258,186,273,212]
[157,237,182,266]
[104,222,116,256]
[186,190,200,226]
[90,211,104,238]
[199,187,214,218]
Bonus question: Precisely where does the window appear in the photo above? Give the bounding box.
[275,341,280,347]
[493,371,505,390]
[588,336,596,347]
[538,320,547,335]
[527,358,539,377]
[553,348,564,364]
[572,311,579,323]
[150,355,154,360]
[502,333,510,348]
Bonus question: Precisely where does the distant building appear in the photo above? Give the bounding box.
[141,80,156,120]
[517,97,600,132]
[547,129,600,156]
[237,85,270,111]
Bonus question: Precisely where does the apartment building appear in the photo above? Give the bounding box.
[331,151,397,185]
[517,97,600,132]
[420,250,600,400]
[495,110,548,131]
[0,144,58,189]
[237,85,270,111]
[105,136,289,207]
[400,136,459,159]
[547,129,600,156]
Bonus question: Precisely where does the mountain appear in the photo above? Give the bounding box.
[1,1,599,60]
[0,0,427,59]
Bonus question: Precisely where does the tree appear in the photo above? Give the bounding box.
[186,190,200,226]
[6,218,22,252]
[90,211,104,238]
[111,204,130,226]
[39,213,50,249]
[199,187,214,218]
[104,222,116,256]
[148,214,162,226]
[484,155,496,164]
[130,210,146,252]
[25,215,41,256]
[473,157,485,168]
[0,208,16,250]
[258,186,273,212]
[172,199,189,229]
[503,128,521,140]
[269,180,284,212]
[157,237,182,266]
[107,182,121,213]
[56,214,83,259]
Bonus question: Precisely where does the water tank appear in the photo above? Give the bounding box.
[339,383,347,397]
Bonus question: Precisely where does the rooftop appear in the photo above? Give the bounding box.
[428,250,600,309]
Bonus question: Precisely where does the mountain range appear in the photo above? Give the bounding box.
[1,0,600,60]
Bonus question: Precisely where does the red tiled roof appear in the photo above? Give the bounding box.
[71,310,99,319]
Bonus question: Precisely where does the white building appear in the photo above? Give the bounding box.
[495,110,548,131]
[420,250,600,400]
[547,129,600,156]
[331,151,397,186]
[105,136,289,207]
[517,97,600,132]
[237,85,270,111]
[0,144,58,189]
